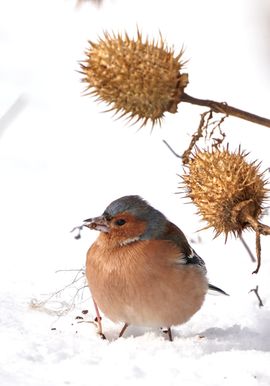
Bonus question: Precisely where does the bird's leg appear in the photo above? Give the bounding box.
[93,299,106,339]
[167,327,173,342]
[161,327,173,342]
[119,323,129,338]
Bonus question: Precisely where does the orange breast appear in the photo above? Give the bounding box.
[86,238,208,327]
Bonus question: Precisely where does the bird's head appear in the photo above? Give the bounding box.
[84,195,167,245]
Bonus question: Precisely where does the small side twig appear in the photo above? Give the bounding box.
[249,285,264,307]
[253,231,262,274]
[71,225,85,239]
[162,139,182,158]
[163,109,227,165]
[239,234,256,262]
[242,213,270,274]
[30,268,87,316]
[208,115,227,148]
[182,110,211,165]
[181,109,227,165]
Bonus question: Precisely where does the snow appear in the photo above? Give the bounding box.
[1,0,270,385]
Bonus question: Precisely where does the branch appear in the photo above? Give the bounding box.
[249,285,264,307]
[182,93,270,128]
[253,231,261,274]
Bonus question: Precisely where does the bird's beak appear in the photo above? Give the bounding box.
[83,215,110,233]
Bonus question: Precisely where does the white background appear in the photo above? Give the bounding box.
[0,0,270,385]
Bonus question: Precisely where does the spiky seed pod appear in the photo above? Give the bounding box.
[80,31,188,126]
[182,147,269,239]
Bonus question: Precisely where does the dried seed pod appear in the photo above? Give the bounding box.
[80,31,188,126]
[182,146,269,239]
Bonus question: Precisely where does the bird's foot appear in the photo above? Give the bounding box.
[161,327,173,342]
[98,332,107,340]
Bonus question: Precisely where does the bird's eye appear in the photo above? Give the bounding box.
[115,219,126,226]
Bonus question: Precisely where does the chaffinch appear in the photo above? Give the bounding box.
[83,195,227,341]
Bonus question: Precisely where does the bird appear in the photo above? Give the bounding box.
[83,195,228,341]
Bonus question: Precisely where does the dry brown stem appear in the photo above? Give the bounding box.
[182,93,270,128]
[182,110,210,165]
[244,214,270,236]
[254,231,261,274]
[240,212,270,273]
[182,110,226,165]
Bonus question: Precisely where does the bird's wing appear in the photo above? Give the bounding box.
[163,222,207,273]
[163,222,229,294]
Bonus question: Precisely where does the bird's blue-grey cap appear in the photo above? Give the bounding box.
[103,195,167,239]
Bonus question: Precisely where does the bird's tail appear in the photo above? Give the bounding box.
[208,283,229,296]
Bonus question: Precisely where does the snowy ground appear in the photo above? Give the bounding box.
[1,0,270,385]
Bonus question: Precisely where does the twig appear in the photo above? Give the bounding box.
[181,109,227,164]
[253,231,262,274]
[55,268,85,273]
[181,93,270,128]
[30,269,87,315]
[70,284,88,306]
[240,213,270,274]
[239,234,256,262]
[162,140,182,158]
[182,110,211,164]
[208,115,227,148]
[70,225,85,239]
[249,285,264,307]
[46,275,84,301]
